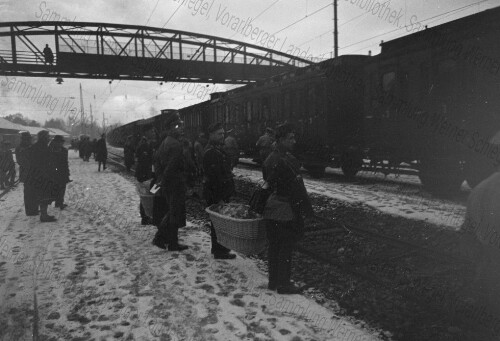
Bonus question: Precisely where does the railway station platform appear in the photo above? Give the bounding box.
[0,150,381,341]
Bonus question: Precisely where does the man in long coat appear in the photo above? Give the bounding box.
[16,132,35,215]
[152,112,188,251]
[256,127,275,164]
[0,141,15,189]
[95,134,108,171]
[25,130,57,222]
[49,135,70,209]
[203,122,236,260]
[135,137,153,182]
[223,129,239,170]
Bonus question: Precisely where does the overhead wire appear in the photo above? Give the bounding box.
[316,0,490,56]
[273,2,333,35]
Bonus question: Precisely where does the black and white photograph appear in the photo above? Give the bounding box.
[0,0,499,340]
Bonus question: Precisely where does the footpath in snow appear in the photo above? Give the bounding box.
[0,150,381,341]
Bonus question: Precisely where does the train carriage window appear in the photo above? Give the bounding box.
[382,71,396,92]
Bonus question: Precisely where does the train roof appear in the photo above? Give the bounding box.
[380,5,500,54]
[219,54,369,97]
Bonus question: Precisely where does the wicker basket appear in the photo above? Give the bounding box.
[205,204,267,255]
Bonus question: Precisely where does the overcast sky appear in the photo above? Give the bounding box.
[0,0,497,126]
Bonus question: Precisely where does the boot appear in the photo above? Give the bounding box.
[40,203,57,223]
[167,244,188,251]
[152,238,167,250]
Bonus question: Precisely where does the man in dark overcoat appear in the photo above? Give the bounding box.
[152,112,188,251]
[223,129,239,170]
[49,135,70,209]
[95,134,108,171]
[135,136,153,182]
[16,132,36,215]
[124,135,135,171]
[0,141,15,189]
[263,123,313,294]
[25,130,57,222]
[203,122,236,260]
[256,127,275,165]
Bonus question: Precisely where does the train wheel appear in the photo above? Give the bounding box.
[341,163,360,178]
[305,165,326,178]
[341,155,362,178]
[418,158,464,195]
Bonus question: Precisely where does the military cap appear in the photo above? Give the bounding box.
[163,111,182,128]
[52,135,65,142]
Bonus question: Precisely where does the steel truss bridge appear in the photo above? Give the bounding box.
[0,22,314,84]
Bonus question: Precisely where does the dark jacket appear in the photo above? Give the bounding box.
[15,143,31,182]
[95,138,107,161]
[50,146,70,184]
[135,141,153,182]
[263,145,313,217]
[124,142,135,167]
[157,134,185,188]
[256,134,275,161]
[25,140,57,200]
[0,149,15,172]
[202,142,234,205]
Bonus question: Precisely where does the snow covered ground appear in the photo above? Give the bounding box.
[233,167,466,230]
[0,150,382,341]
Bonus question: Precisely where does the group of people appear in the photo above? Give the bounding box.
[76,134,108,171]
[132,111,311,294]
[16,130,71,222]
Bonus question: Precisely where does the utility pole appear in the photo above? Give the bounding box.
[102,112,106,132]
[79,83,85,135]
[334,0,338,58]
[89,103,93,137]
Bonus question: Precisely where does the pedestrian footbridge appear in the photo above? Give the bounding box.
[0,22,314,84]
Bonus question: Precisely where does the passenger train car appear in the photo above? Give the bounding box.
[109,6,500,194]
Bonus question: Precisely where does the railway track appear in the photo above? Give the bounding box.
[108,147,484,339]
[109,148,469,266]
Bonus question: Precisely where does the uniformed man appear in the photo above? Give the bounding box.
[256,127,275,164]
[49,135,70,209]
[203,122,236,260]
[223,129,239,170]
[152,112,188,251]
[15,132,35,215]
[25,130,57,222]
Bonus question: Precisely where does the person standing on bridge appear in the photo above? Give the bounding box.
[95,134,108,172]
[152,112,188,251]
[263,123,313,294]
[43,44,54,65]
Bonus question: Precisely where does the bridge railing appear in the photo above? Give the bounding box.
[0,49,56,65]
[57,38,311,67]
